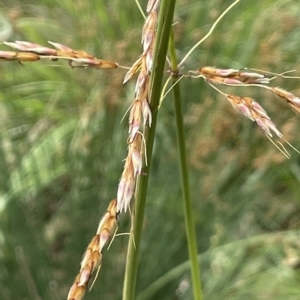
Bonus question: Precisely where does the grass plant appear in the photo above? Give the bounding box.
[0,1,300,300]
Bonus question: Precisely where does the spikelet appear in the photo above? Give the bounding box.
[1,41,118,68]
[227,94,282,138]
[272,87,300,114]
[146,0,160,13]
[67,200,118,300]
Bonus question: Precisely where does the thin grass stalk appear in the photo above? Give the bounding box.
[122,1,177,300]
[168,30,203,300]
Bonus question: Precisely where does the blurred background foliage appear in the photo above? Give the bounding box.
[0,0,299,299]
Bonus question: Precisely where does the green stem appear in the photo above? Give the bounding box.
[168,31,203,300]
[122,1,177,300]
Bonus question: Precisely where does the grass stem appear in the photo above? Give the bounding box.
[168,30,203,300]
[122,1,177,299]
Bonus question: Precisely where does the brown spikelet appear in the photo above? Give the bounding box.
[16,52,40,62]
[129,99,142,143]
[226,94,282,138]
[123,56,143,83]
[67,200,118,300]
[142,11,157,55]
[0,50,40,62]
[146,0,160,13]
[117,154,136,213]
[272,87,300,114]
[0,50,18,60]
[3,41,57,55]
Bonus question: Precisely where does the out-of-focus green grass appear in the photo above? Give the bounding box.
[0,1,299,299]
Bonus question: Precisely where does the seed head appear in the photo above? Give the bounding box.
[129,100,142,143]
[255,117,283,138]
[135,71,147,98]
[129,134,142,176]
[67,283,85,300]
[272,87,300,114]
[123,56,143,84]
[117,158,135,213]
[16,52,40,62]
[67,200,118,300]
[142,11,157,54]
[199,66,270,85]
[0,50,17,60]
[227,95,282,138]
[142,99,152,127]
[4,41,57,55]
[145,44,154,72]
[48,41,73,52]
[147,0,160,13]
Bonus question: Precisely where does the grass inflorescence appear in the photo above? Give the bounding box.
[0,1,300,300]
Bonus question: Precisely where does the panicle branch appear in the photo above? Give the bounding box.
[117,1,159,213]
[67,200,118,300]
[191,66,300,149]
[194,66,270,85]
[1,41,118,69]
[67,2,160,298]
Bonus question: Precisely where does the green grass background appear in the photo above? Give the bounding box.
[0,0,300,299]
